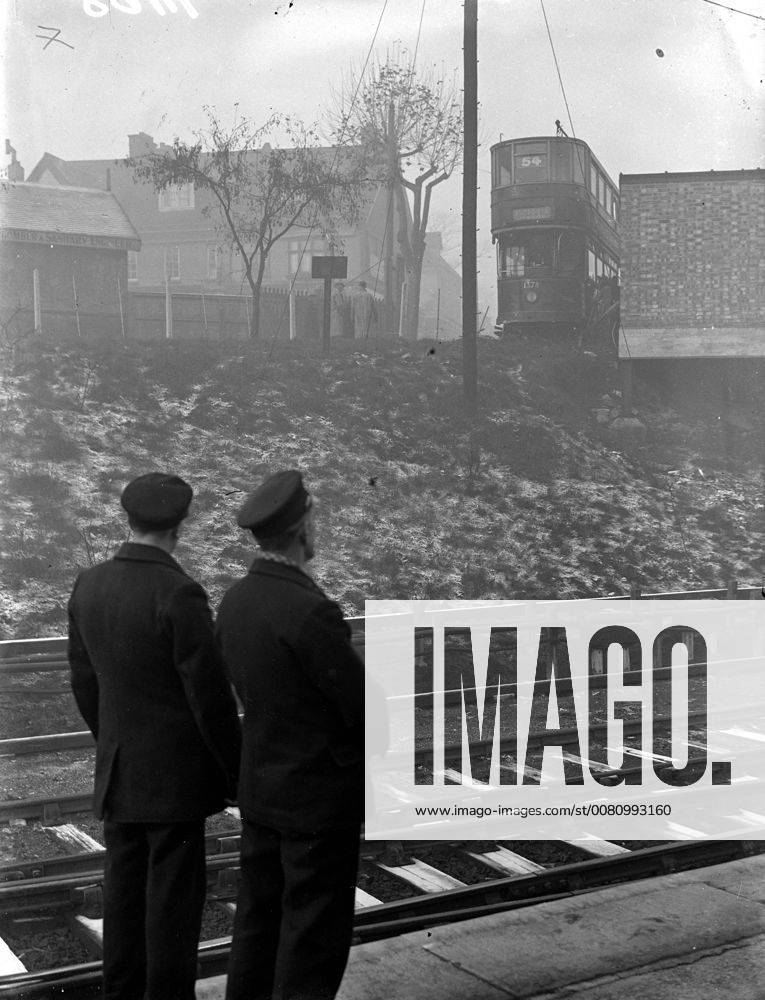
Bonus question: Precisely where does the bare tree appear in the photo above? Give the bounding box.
[331,55,462,339]
[129,108,364,338]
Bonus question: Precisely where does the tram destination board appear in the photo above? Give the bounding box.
[311,255,348,279]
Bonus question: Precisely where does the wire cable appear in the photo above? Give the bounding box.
[697,0,765,20]
[264,0,392,353]
[539,0,577,141]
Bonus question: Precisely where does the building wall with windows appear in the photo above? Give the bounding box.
[29,138,399,304]
[619,170,765,328]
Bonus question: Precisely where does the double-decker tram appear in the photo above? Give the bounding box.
[490,135,621,338]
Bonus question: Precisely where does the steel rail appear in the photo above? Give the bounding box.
[0,841,757,998]
[0,830,242,883]
[0,581,761,667]
[0,701,727,759]
[2,703,758,822]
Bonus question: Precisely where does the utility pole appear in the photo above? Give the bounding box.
[462,0,478,414]
[385,100,396,333]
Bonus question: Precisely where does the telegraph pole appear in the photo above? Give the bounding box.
[462,0,478,413]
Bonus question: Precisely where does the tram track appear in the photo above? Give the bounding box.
[0,841,759,1000]
[1,592,762,995]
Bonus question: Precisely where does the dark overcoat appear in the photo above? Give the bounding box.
[67,543,241,823]
[215,559,365,832]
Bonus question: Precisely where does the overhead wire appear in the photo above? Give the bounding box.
[263,0,392,353]
[538,0,577,142]
[696,0,765,20]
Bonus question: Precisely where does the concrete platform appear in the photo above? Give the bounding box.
[196,854,765,1000]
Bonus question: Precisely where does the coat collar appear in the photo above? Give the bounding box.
[113,542,187,575]
[248,557,322,594]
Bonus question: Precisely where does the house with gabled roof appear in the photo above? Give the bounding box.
[0,181,140,339]
[28,133,461,339]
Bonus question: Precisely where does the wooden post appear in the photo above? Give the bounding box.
[435,287,441,340]
[116,273,126,341]
[621,359,633,415]
[289,290,296,341]
[72,273,82,338]
[33,269,42,334]
[629,583,641,600]
[164,276,173,340]
[726,579,738,600]
[462,0,478,413]
[200,283,208,340]
[322,276,332,354]
[398,281,407,337]
[385,100,396,333]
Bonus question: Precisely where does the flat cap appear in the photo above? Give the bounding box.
[237,470,311,536]
[121,472,192,529]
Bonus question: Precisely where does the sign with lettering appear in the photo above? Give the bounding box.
[1,228,140,251]
[513,207,553,221]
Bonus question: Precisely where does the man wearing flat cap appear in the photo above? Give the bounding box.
[67,472,241,1000]
[217,470,365,1000]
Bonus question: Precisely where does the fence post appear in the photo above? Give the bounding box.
[200,283,209,340]
[398,281,407,338]
[629,583,641,600]
[164,277,173,340]
[71,272,82,338]
[726,579,738,600]
[289,290,296,341]
[33,269,42,334]
[116,273,126,341]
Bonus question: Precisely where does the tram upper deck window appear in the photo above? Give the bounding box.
[493,146,513,187]
[550,142,571,182]
[513,142,548,183]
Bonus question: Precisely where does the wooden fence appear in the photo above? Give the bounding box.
[130,287,323,342]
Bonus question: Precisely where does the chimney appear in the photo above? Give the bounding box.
[128,132,157,158]
[4,139,24,181]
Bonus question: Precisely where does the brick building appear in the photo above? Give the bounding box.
[0,182,140,339]
[619,169,765,357]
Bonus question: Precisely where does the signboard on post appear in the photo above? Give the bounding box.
[312,256,348,352]
[311,255,348,280]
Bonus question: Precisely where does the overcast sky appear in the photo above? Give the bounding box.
[2,0,763,297]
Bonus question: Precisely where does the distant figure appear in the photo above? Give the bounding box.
[352,280,377,339]
[67,473,241,1000]
[217,470,366,1000]
[331,281,353,338]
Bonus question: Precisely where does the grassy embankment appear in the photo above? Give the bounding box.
[0,332,762,642]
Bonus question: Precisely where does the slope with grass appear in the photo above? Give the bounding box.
[0,334,762,639]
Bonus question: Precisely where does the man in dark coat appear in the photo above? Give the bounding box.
[216,470,365,1000]
[67,472,241,1000]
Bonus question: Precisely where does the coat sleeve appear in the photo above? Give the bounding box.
[67,582,100,739]
[294,600,365,730]
[163,582,242,797]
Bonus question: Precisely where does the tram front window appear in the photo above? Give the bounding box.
[498,232,554,277]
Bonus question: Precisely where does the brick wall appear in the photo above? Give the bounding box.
[620,173,765,328]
